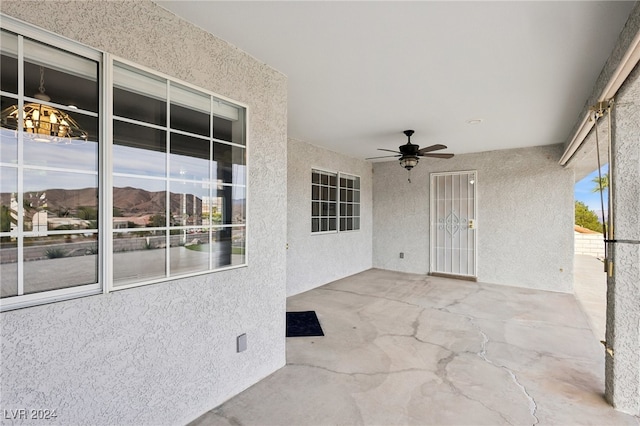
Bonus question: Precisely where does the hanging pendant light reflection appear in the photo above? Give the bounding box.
[0,66,88,144]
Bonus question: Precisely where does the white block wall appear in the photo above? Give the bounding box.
[574,232,605,258]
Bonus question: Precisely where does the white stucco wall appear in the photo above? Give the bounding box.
[605,58,640,415]
[373,144,575,293]
[0,2,287,425]
[287,139,373,296]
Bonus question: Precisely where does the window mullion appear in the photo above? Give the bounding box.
[102,52,114,293]
[16,34,24,296]
[165,79,171,279]
[209,96,214,271]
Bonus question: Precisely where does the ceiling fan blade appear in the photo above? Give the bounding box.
[417,144,447,155]
[420,153,455,159]
[365,154,401,160]
[378,148,402,154]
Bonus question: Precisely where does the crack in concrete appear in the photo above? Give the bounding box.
[211,408,244,426]
[471,317,540,426]
[318,287,423,309]
[320,280,540,425]
[287,362,431,378]
[435,350,513,425]
[434,304,540,425]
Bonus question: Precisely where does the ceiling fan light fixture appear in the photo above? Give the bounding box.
[0,66,88,144]
[399,156,418,170]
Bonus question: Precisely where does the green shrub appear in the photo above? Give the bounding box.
[45,247,67,259]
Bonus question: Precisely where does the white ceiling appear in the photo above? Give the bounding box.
[156,1,635,161]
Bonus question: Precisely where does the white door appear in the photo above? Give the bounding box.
[430,171,477,279]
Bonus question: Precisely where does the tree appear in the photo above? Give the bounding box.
[575,200,602,233]
[0,205,12,233]
[77,206,98,220]
[591,173,609,193]
[148,214,166,227]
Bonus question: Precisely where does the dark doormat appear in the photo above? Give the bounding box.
[286,311,324,337]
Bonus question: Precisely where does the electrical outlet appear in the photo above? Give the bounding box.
[399,252,404,259]
[237,333,247,353]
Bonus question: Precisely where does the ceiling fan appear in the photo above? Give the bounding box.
[366,130,454,171]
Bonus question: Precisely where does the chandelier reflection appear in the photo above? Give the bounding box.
[0,66,88,144]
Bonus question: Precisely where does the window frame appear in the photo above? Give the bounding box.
[338,172,361,232]
[0,16,249,311]
[107,57,249,292]
[311,168,361,235]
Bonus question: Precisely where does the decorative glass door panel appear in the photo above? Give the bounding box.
[430,171,477,278]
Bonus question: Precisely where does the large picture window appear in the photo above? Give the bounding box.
[311,169,360,233]
[1,29,101,308]
[111,62,246,289]
[0,20,247,311]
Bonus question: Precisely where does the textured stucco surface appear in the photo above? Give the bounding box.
[287,139,373,296]
[605,62,640,415]
[0,2,287,425]
[373,144,574,292]
[564,1,640,157]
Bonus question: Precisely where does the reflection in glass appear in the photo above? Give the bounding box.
[114,88,166,126]
[23,233,98,294]
[170,133,210,180]
[113,176,166,228]
[213,143,245,183]
[170,83,210,137]
[230,226,246,266]
[1,31,18,95]
[113,230,166,286]
[1,167,17,226]
[231,185,246,224]
[22,170,97,232]
[0,112,18,165]
[23,39,98,113]
[0,243,17,298]
[170,228,209,276]
[23,116,98,170]
[213,109,244,145]
[113,63,166,126]
[169,180,209,227]
[214,226,232,268]
[113,120,166,177]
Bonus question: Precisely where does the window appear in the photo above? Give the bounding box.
[1,28,101,309]
[0,19,247,311]
[311,169,337,232]
[339,173,360,231]
[311,169,360,233]
[111,62,246,288]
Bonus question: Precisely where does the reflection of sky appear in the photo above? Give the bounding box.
[1,129,18,164]
[1,129,98,171]
[24,139,98,170]
[170,153,209,180]
[23,169,97,192]
[0,167,17,193]
[2,128,247,199]
[232,164,246,200]
[113,144,166,176]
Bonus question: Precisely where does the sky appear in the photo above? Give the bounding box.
[574,163,608,214]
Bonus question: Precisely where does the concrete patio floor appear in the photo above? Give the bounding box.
[192,267,639,426]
